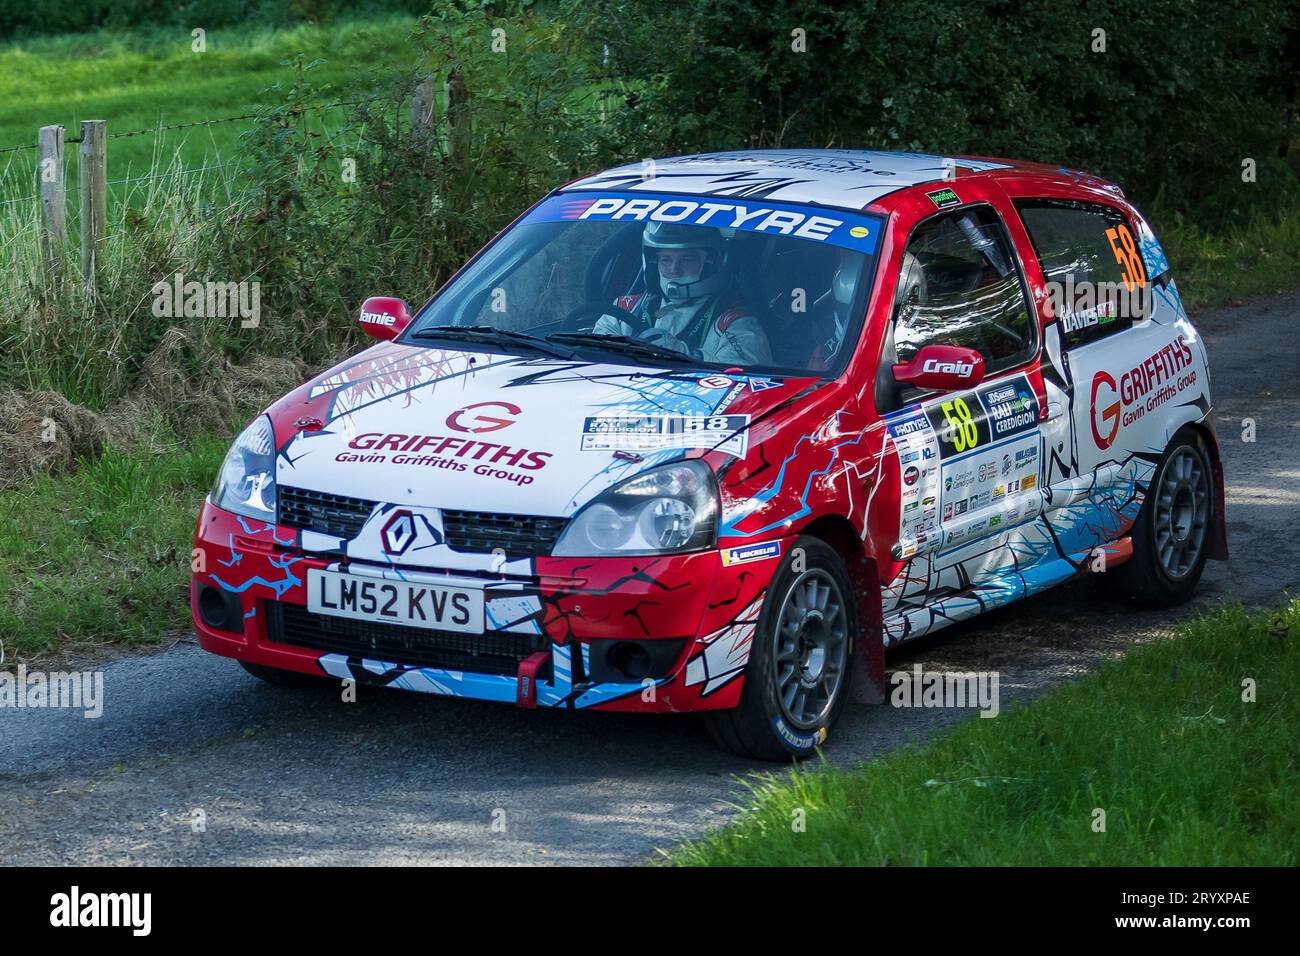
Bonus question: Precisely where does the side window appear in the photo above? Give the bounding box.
[1016,200,1150,348]
[892,205,1035,376]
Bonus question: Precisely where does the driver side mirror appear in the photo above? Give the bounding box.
[892,344,985,392]
[358,296,413,341]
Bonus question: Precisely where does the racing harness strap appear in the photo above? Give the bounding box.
[614,293,738,357]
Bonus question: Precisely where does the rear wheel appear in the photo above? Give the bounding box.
[704,536,857,761]
[239,660,336,689]
[1107,427,1215,606]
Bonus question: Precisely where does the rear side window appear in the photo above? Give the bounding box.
[1016,200,1150,348]
[891,205,1036,375]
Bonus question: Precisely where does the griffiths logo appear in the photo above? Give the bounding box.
[1090,371,1121,449]
[340,433,553,485]
[446,401,520,434]
[1090,336,1197,450]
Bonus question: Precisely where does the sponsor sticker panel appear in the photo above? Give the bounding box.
[581,414,750,457]
[884,407,942,557]
[938,432,1041,552]
[975,376,1040,443]
[886,374,1042,559]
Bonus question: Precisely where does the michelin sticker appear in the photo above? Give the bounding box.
[581,414,749,457]
[721,540,782,567]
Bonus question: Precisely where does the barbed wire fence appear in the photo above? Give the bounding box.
[0,99,363,202]
[2,73,632,292]
[0,99,369,292]
[0,74,628,201]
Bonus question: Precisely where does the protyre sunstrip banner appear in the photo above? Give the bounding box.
[530,191,883,255]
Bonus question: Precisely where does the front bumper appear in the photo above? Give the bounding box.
[191,500,774,713]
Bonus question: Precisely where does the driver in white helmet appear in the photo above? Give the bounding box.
[593,221,772,366]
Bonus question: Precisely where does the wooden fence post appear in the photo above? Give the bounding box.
[37,125,66,282]
[445,70,470,170]
[79,119,107,297]
[411,75,436,150]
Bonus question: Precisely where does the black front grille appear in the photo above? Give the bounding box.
[277,486,567,555]
[266,602,546,676]
[443,510,567,555]
[278,486,375,539]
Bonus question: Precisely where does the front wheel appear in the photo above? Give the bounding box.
[1106,427,1215,606]
[704,536,857,761]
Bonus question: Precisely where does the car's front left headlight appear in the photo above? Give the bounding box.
[552,460,718,557]
[211,415,277,522]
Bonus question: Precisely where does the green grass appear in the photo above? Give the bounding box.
[0,435,227,660]
[671,600,1300,866]
[1163,206,1300,313]
[0,14,420,204]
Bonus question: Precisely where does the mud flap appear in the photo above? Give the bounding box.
[847,631,886,704]
[847,554,887,705]
[1207,441,1229,560]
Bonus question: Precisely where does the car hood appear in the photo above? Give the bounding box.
[269,341,811,517]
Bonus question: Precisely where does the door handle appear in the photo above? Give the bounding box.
[1044,400,1065,422]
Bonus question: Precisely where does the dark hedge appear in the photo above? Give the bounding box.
[602,0,1300,225]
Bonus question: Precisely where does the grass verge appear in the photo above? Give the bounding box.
[0,435,227,661]
[670,600,1299,866]
[1160,206,1300,312]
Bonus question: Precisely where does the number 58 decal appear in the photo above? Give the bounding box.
[924,387,996,459]
[940,397,980,452]
[1106,222,1147,293]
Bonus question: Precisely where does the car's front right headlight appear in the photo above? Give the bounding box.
[211,415,277,522]
[552,460,718,557]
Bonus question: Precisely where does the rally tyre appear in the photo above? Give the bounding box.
[240,661,336,689]
[1107,427,1215,607]
[704,536,857,761]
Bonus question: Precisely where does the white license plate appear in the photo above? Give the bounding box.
[307,569,483,634]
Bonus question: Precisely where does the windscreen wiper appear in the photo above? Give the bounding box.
[546,332,697,365]
[410,325,578,359]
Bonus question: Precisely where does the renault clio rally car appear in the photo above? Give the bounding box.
[193,149,1227,760]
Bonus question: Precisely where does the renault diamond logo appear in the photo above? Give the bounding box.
[381,509,417,556]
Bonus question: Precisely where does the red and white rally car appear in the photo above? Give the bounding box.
[192,149,1226,759]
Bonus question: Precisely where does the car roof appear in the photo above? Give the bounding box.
[561,148,1114,211]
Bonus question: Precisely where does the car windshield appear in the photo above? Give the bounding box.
[406,192,883,376]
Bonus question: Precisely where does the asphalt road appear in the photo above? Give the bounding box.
[2,291,1297,866]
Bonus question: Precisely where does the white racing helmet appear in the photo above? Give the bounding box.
[895,251,928,310]
[642,221,731,303]
[823,249,861,360]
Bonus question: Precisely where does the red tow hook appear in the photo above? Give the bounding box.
[516,651,550,708]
